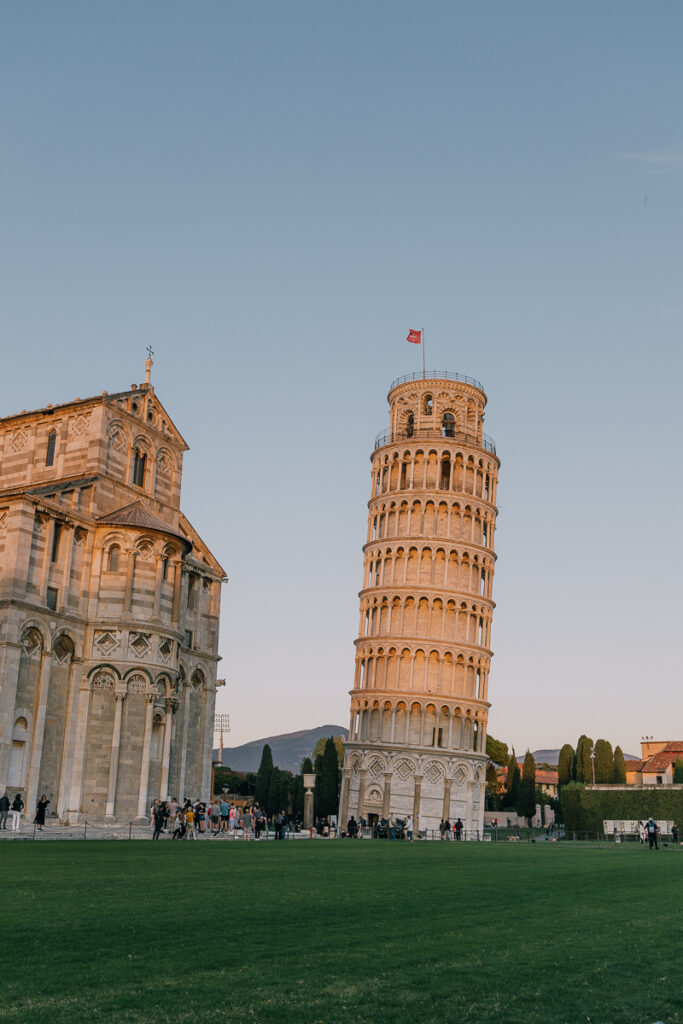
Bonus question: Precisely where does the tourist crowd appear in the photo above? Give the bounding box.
[149,799,292,840]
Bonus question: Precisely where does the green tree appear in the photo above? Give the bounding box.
[593,739,614,783]
[314,737,341,817]
[485,762,500,810]
[674,759,683,784]
[613,746,627,783]
[502,750,520,810]
[519,751,537,823]
[254,744,274,808]
[505,749,517,794]
[312,735,345,768]
[557,744,575,787]
[575,735,594,783]
[486,734,509,766]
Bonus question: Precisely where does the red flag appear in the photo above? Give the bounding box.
[407,329,422,344]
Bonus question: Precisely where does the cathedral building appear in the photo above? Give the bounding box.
[0,359,225,823]
[339,372,499,835]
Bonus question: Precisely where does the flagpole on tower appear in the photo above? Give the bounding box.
[422,327,426,379]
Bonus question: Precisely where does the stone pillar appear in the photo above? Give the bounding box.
[64,675,93,823]
[381,771,392,818]
[25,650,53,814]
[136,692,156,820]
[159,698,176,801]
[0,640,23,792]
[171,560,182,625]
[442,778,452,819]
[123,550,135,613]
[357,768,368,820]
[199,681,215,800]
[56,658,84,820]
[58,524,75,612]
[105,687,126,822]
[303,773,316,829]
[413,775,423,832]
[176,684,190,801]
[338,767,351,827]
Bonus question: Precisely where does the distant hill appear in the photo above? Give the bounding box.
[215,724,347,774]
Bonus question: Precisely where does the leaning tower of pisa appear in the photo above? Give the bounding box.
[338,372,500,837]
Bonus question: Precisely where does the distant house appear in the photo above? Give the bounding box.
[495,763,558,798]
[624,741,683,786]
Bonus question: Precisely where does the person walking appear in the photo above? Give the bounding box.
[0,792,9,830]
[645,817,659,850]
[11,794,24,832]
[405,814,413,842]
[34,794,49,831]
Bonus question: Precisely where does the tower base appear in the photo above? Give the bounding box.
[340,743,487,837]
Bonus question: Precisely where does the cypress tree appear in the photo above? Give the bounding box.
[519,751,537,823]
[613,746,627,783]
[509,763,521,813]
[593,739,614,783]
[505,749,517,794]
[575,735,594,783]
[254,743,274,808]
[317,737,341,816]
[557,744,574,787]
[674,759,683,784]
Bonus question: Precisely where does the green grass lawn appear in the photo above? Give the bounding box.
[0,840,681,1024]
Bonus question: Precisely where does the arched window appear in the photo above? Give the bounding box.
[132,448,147,487]
[424,394,433,416]
[108,545,120,572]
[442,413,455,438]
[46,430,57,467]
[406,413,415,438]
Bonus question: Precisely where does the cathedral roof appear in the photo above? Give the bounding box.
[97,501,191,550]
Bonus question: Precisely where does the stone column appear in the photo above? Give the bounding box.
[0,640,23,792]
[177,684,190,801]
[199,681,216,800]
[381,771,392,818]
[105,687,126,822]
[136,692,156,820]
[357,768,368,820]
[58,524,75,612]
[159,698,176,801]
[64,675,93,823]
[123,550,135,613]
[412,775,423,832]
[171,561,183,626]
[442,777,452,819]
[25,650,53,814]
[338,767,351,827]
[56,658,84,820]
[39,517,55,603]
[152,557,164,618]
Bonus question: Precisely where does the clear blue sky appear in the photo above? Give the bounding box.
[2,2,682,757]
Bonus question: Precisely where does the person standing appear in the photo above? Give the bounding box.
[672,823,679,845]
[11,794,24,832]
[152,802,165,840]
[34,794,49,831]
[0,792,9,830]
[645,817,659,850]
[405,814,413,842]
[454,817,464,841]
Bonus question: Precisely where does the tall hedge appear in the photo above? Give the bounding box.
[561,782,683,832]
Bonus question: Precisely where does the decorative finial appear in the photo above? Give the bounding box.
[144,346,154,385]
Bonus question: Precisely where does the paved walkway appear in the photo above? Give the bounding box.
[0,822,307,841]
